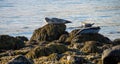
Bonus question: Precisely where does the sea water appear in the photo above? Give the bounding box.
[0,0,120,40]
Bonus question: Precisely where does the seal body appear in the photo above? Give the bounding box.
[45,17,71,24]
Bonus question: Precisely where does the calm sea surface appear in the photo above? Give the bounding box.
[0,0,120,40]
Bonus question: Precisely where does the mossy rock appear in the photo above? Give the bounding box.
[47,43,68,54]
[26,46,51,59]
[26,43,68,59]
[66,29,79,43]
[30,24,66,42]
[0,35,25,50]
[68,29,111,44]
[81,41,101,53]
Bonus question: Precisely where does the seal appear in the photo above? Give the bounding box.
[45,17,72,24]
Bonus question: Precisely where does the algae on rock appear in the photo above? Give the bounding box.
[26,43,68,59]
[29,24,66,42]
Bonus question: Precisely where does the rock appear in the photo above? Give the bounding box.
[26,43,68,59]
[81,41,101,53]
[102,44,113,51]
[26,46,50,59]
[58,34,69,44]
[29,24,66,42]
[47,53,61,61]
[7,55,33,64]
[34,53,61,64]
[47,43,68,54]
[69,43,83,49]
[68,30,111,44]
[60,55,87,64]
[66,29,79,43]
[102,45,120,64]
[0,35,25,50]
[113,38,120,45]
[16,36,28,42]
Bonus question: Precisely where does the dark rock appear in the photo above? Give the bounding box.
[16,36,28,42]
[102,45,120,64]
[7,55,33,64]
[29,24,66,42]
[26,40,39,46]
[0,35,25,50]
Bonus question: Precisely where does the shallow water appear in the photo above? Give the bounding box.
[0,0,120,40]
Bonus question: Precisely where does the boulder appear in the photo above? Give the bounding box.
[29,24,66,42]
[102,45,120,64]
[0,35,25,50]
[68,29,111,44]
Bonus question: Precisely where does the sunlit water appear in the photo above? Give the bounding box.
[0,0,120,40]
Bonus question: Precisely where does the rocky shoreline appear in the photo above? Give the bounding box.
[0,24,120,64]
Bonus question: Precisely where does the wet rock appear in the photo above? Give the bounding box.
[26,43,68,59]
[0,35,25,50]
[7,55,33,64]
[102,45,120,64]
[81,41,101,53]
[30,24,66,42]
